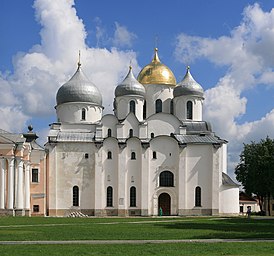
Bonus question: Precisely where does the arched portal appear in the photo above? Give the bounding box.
[158,193,171,216]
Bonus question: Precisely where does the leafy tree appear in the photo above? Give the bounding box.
[235,137,274,215]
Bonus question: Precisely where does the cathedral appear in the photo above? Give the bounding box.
[46,48,239,216]
[0,48,239,217]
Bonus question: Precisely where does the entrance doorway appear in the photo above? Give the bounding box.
[158,193,171,216]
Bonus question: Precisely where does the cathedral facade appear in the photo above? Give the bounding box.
[46,48,239,217]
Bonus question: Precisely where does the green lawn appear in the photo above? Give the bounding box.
[0,216,273,255]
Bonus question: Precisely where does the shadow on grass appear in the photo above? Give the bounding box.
[156,217,274,239]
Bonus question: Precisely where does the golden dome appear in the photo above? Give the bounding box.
[137,48,176,86]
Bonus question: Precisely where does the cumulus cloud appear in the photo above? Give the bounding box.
[0,0,139,139]
[175,3,274,176]
[113,22,137,48]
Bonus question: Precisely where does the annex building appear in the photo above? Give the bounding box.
[0,48,239,216]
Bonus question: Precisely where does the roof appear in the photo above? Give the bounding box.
[0,129,25,143]
[222,172,239,187]
[175,134,225,144]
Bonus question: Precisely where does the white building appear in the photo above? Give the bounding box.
[46,48,239,216]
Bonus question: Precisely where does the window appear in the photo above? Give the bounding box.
[81,108,86,120]
[131,152,136,160]
[240,206,244,213]
[151,133,154,138]
[107,186,113,207]
[107,151,112,159]
[170,100,174,114]
[73,186,79,206]
[33,205,39,212]
[107,128,112,137]
[153,151,157,159]
[129,100,136,114]
[130,186,136,207]
[159,171,174,187]
[84,153,89,159]
[272,204,274,211]
[187,101,193,119]
[195,186,201,207]
[143,101,146,119]
[129,129,133,137]
[156,99,162,113]
[32,169,39,183]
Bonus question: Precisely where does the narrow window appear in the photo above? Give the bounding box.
[129,100,136,114]
[195,186,201,207]
[107,128,112,137]
[143,101,146,119]
[81,108,86,120]
[131,152,136,160]
[84,153,89,159]
[156,99,162,113]
[170,100,174,114]
[159,171,174,187]
[107,151,112,159]
[73,186,79,206]
[129,129,133,137]
[33,205,39,212]
[107,186,113,207]
[187,101,193,119]
[32,169,39,183]
[130,186,136,207]
[153,151,157,159]
[151,133,154,138]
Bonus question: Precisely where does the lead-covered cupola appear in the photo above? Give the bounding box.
[56,61,103,124]
[114,66,145,121]
[173,66,204,121]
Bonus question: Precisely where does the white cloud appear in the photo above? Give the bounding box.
[0,0,139,138]
[113,22,137,48]
[175,3,274,176]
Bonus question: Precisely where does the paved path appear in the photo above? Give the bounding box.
[1,239,274,245]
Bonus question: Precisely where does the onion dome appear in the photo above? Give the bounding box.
[173,66,204,98]
[115,66,146,97]
[56,63,102,106]
[137,48,176,86]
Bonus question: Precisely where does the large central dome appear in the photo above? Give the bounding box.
[137,48,176,86]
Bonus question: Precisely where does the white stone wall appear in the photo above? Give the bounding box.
[219,186,239,214]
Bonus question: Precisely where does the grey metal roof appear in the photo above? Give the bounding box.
[115,67,146,97]
[57,132,95,142]
[174,67,204,98]
[174,134,225,144]
[56,65,102,106]
[0,129,25,143]
[182,121,212,133]
[222,172,239,187]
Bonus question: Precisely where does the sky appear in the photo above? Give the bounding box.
[1,0,274,177]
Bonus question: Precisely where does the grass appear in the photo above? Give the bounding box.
[0,216,274,255]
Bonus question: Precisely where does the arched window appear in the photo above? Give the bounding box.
[156,99,162,113]
[131,152,136,160]
[151,133,154,138]
[107,128,112,137]
[170,100,174,114]
[159,171,174,187]
[73,186,79,206]
[153,151,157,159]
[81,108,86,120]
[129,100,136,114]
[129,129,133,137]
[195,186,202,207]
[187,101,193,120]
[106,186,113,207]
[143,101,146,120]
[107,151,112,159]
[130,186,136,207]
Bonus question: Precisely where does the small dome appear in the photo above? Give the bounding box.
[56,63,102,106]
[115,66,146,97]
[137,48,176,86]
[173,66,204,98]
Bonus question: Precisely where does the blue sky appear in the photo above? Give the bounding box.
[1,0,274,176]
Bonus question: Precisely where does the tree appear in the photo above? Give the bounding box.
[235,137,274,215]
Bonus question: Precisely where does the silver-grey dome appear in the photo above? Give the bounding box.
[115,66,146,97]
[173,67,204,98]
[56,64,102,106]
